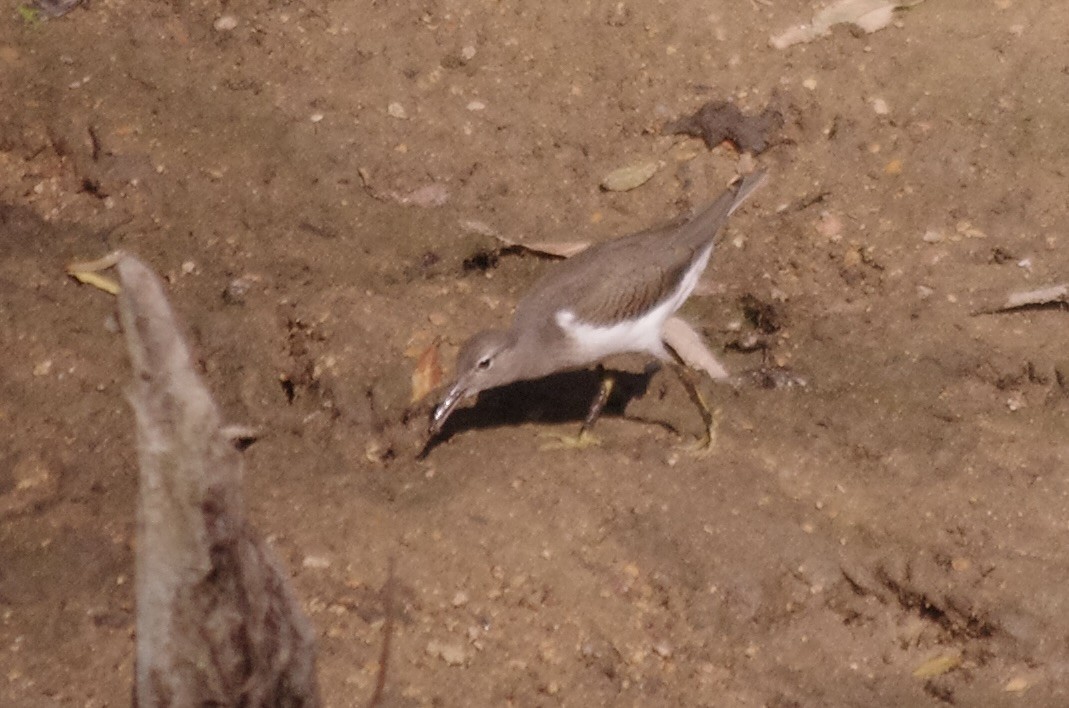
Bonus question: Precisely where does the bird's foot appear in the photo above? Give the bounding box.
[538,429,603,450]
[676,406,720,458]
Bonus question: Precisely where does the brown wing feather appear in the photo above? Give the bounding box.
[539,243,695,325]
[514,171,765,328]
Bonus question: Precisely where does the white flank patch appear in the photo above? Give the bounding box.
[556,245,712,361]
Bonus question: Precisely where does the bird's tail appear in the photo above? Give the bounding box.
[676,169,768,249]
[726,169,768,217]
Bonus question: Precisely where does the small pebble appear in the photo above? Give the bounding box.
[1004,676,1030,692]
[802,78,817,90]
[922,229,944,243]
[815,211,843,240]
[461,45,477,61]
[871,97,890,115]
[387,102,407,119]
[310,113,324,123]
[213,15,238,32]
[452,591,469,607]
[223,277,254,305]
[466,100,486,111]
[653,641,673,659]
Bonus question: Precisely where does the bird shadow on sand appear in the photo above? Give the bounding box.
[419,365,667,457]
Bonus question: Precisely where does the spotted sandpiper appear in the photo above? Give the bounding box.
[430,170,766,447]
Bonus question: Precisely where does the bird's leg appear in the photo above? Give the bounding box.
[580,365,615,438]
[539,366,613,450]
[669,361,718,453]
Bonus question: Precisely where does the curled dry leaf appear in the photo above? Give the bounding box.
[411,340,443,403]
[492,233,590,259]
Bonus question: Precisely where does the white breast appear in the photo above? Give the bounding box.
[555,244,712,363]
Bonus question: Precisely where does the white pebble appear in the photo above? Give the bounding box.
[461,45,477,60]
[466,100,486,111]
[871,98,890,115]
[802,78,817,90]
[302,555,331,569]
[922,229,944,243]
[310,113,324,123]
[387,102,407,119]
[213,15,238,32]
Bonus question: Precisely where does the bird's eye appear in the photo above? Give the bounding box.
[476,356,492,370]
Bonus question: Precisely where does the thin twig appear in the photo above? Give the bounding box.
[367,557,397,708]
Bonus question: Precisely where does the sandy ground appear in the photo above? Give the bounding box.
[2,0,1068,705]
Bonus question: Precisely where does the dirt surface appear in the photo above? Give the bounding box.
[2,0,1068,705]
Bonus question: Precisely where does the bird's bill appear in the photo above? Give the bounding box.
[429,380,468,435]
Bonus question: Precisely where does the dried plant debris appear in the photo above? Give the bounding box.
[66,251,124,295]
[973,283,1069,315]
[117,254,320,706]
[740,293,785,334]
[771,0,926,50]
[491,233,591,260]
[912,651,963,679]
[357,168,449,208]
[410,340,444,404]
[665,101,783,155]
[737,365,808,390]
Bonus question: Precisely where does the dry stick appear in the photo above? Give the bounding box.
[117,255,320,707]
[368,557,398,708]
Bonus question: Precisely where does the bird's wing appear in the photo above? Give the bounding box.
[518,233,696,326]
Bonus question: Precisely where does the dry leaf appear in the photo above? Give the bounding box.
[771,0,925,49]
[912,651,962,679]
[411,340,443,403]
[492,233,590,259]
[665,101,783,155]
[601,161,658,192]
[973,283,1069,315]
[662,316,730,381]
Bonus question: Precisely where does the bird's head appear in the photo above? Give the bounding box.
[430,329,520,435]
